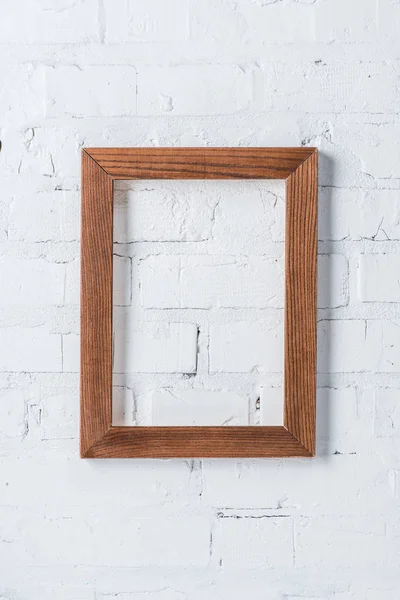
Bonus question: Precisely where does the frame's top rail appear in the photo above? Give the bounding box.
[84,147,317,180]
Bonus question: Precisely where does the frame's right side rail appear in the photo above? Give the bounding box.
[284,150,318,455]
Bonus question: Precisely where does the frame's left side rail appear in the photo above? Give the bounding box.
[80,151,114,457]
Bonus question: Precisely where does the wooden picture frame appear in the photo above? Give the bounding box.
[81,147,318,458]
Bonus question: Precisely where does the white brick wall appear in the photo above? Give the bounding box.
[210,320,283,373]
[139,254,284,309]
[104,0,190,43]
[9,190,79,242]
[137,65,253,115]
[151,390,248,426]
[213,513,294,568]
[359,255,400,302]
[0,389,26,439]
[259,387,284,426]
[314,0,378,42]
[113,317,198,374]
[318,188,400,242]
[1,0,400,597]
[0,327,61,372]
[295,517,393,569]
[46,66,137,118]
[374,389,400,437]
[114,182,216,243]
[265,62,399,113]
[0,64,44,124]
[318,320,400,373]
[0,0,99,44]
[0,257,65,306]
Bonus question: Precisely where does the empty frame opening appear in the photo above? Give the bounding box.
[112,179,285,427]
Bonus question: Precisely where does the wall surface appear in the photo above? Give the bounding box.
[112,178,287,429]
[1,0,400,598]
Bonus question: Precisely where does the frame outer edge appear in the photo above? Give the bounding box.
[284,150,318,456]
[80,147,318,459]
[80,151,114,457]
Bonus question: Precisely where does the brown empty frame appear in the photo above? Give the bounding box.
[81,147,318,458]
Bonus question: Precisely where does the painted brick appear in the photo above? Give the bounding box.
[296,517,395,568]
[380,320,400,372]
[378,0,400,40]
[0,201,7,244]
[318,320,400,373]
[207,181,285,253]
[0,512,201,569]
[210,320,283,373]
[317,387,358,454]
[0,257,65,307]
[202,462,283,509]
[239,2,315,44]
[62,334,80,373]
[64,260,80,305]
[359,255,400,302]
[318,188,400,242]
[113,317,198,373]
[374,389,400,437]
[318,254,349,308]
[104,0,190,43]
[151,390,248,426]
[0,327,61,372]
[40,392,78,440]
[0,389,26,439]
[0,65,44,125]
[214,514,293,568]
[286,597,323,600]
[360,190,400,241]
[12,125,83,178]
[45,66,137,118]
[0,0,99,44]
[339,122,400,180]
[133,391,153,427]
[0,510,94,566]
[203,451,392,516]
[8,190,79,242]
[112,386,135,426]
[318,187,359,241]
[113,255,131,306]
[366,593,398,600]
[0,455,201,510]
[265,62,397,113]
[2,127,61,178]
[92,515,210,567]
[259,387,283,426]
[190,0,251,47]
[140,255,284,309]
[193,1,314,45]
[318,188,400,241]
[137,65,253,115]
[114,181,215,243]
[315,0,378,42]
[97,593,186,600]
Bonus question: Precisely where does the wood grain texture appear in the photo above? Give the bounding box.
[84,427,312,458]
[86,147,315,180]
[80,147,318,458]
[284,150,318,455]
[80,151,113,457]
